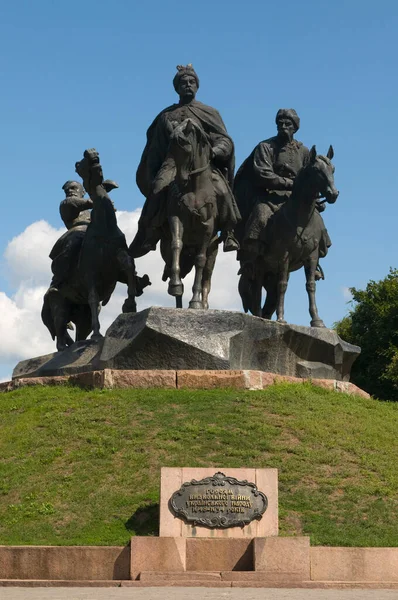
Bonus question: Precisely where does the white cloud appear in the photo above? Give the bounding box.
[0,287,54,362]
[0,210,242,368]
[342,286,353,302]
[4,220,64,287]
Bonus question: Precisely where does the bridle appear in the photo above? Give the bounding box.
[173,121,212,180]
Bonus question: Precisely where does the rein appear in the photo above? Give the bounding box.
[188,161,211,177]
[174,121,212,180]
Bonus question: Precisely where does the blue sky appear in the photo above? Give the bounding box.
[0,0,397,378]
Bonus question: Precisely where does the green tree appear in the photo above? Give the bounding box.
[334,268,398,400]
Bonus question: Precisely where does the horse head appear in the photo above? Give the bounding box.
[170,118,210,187]
[304,145,339,204]
[75,148,103,197]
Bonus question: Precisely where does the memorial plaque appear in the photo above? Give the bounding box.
[169,471,268,528]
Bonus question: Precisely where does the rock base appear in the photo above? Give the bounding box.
[12,307,360,381]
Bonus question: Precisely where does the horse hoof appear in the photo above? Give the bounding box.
[189,301,204,309]
[311,319,326,328]
[91,333,104,341]
[277,319,287,325]
[122,298,137,313]
[168,283,184,296]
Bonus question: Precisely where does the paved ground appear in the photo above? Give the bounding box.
[1,589,397,600]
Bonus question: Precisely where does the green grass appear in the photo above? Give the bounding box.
[0,383,397,547]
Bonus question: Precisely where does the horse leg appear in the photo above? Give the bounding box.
[118,250,137,313]
[168,215,184,300]
[75,305,93,341]
[48,292,74,352]
[189,220,213,309]
[276,254,290,324]
[262,275,278,320]
[252,277,263,317]
[305,255,326,327]
[201,238,218,310]
[251,257,265,317]
[88,286,102,340]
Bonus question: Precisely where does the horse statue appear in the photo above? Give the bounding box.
[42,149,150,351]
[158,118,220,309]
[238,145,338,327]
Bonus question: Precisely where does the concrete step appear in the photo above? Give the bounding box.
[136,572,398,589]
[139,571,222,581]
[1,578,397,589]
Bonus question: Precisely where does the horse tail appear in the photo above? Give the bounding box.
[41,292,56,340]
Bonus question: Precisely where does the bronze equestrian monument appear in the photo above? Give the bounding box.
[13,65,360,388]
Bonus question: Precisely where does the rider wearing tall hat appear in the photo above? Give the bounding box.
[129,64,240,257]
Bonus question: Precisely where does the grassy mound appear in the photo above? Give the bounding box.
[0,383,396,547]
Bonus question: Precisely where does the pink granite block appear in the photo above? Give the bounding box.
[130,537,186,580]
[254,536,310,580]
[186,538,253,571]
[255,468,278,536]
[160,468,183,537]
[310,547,398,582]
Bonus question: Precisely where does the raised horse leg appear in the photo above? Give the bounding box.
[276,253,290,324]
[168,215,184,303]
[118,250,137,313]
[305,254,325,327]
[189,220,213,309]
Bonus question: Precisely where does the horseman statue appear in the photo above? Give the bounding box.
[235,108,330,265]
[129,64,241,259]
[42,158,150,351]
[48,179,116,291]
[234,109,336,326]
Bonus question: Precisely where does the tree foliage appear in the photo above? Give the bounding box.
[334,268,398,400]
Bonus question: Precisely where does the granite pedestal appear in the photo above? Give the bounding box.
[13,307,360,381]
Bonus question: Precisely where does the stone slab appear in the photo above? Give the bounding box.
[311,547,398,582]
[186,538,254,571]
[12,340,102,379]
[0,546,129,581]
[0,580,125,587]
[229,581,398,589]
[160,467,278,538]
[1,578,398,589]
[254,537,311,580]
[13,307,360,381]
[139,571,221,581]
[126,579,233,587]
[103,369,176,389]
[130,537,186,580]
